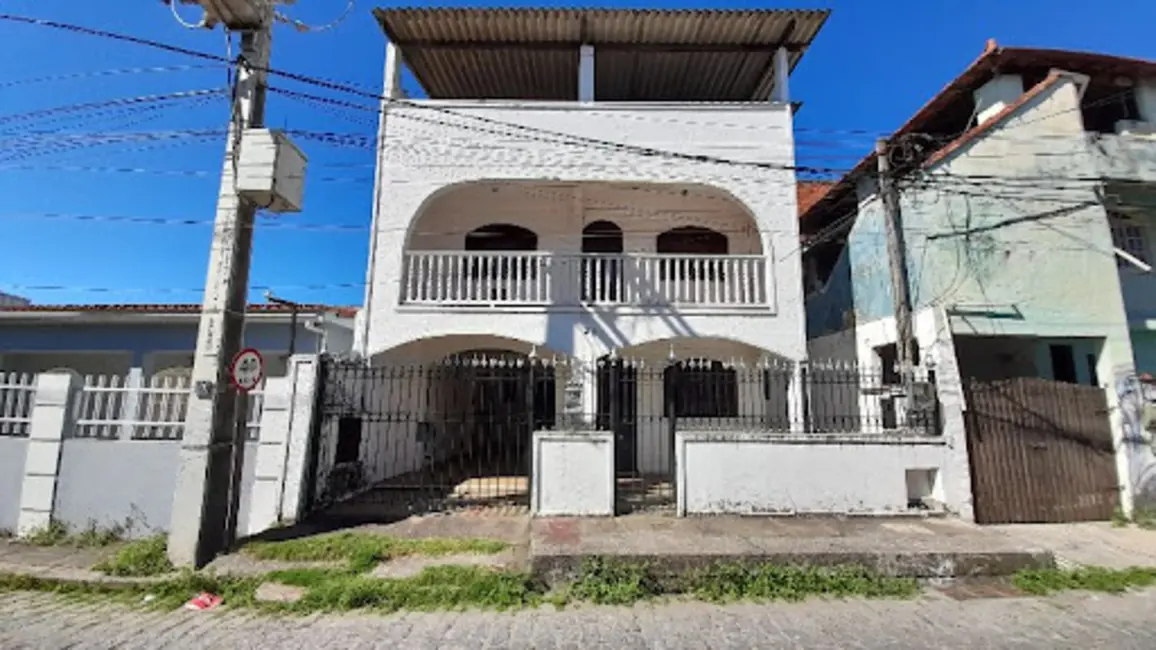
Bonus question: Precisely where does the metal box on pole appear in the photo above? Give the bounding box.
[236,128,307,214]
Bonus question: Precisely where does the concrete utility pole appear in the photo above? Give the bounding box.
[168,5,273,568]
[876,138,917,378]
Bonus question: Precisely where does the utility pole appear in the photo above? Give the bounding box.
[168,4,273,568]
[876,138,917,381]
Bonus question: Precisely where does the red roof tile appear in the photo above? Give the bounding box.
[800,41,1156,235]
[797,181,836,218]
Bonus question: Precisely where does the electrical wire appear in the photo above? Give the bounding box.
[275,0,356,33]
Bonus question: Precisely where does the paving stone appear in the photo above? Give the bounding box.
[370,551,514,579]
[254,582,306,603]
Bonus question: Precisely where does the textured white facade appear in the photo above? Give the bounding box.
[361,101,805,361]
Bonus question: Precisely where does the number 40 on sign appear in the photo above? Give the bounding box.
[229,348,265,393]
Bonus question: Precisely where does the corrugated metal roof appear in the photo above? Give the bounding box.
[373,7,830,101]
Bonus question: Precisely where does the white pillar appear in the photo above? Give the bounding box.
[117,367,145,441]
[245,376,290,535]
[276,355,322,523]
[771,47,790,104]
[787,360,808,432]
[17,372,81,536]
[578,44,595,103]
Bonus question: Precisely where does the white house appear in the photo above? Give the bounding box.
[318,7,844,517]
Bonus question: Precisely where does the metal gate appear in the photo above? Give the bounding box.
[964,377,1120,523]
[303,353,555,518]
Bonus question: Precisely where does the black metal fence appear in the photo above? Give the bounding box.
[304,355,940,518]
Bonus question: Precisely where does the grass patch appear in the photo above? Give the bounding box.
[563,557,918,606]
[569,557,661,605]
[1014,566,1156,595]
[1,557,923,614]
[687,563,919,602]
[287,565,541,613]
[92,535,173,577]
[242,532,509,572]
[20,520,128,548]
[0,571,261,611]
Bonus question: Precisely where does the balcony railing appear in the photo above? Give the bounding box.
[401,251,769,308]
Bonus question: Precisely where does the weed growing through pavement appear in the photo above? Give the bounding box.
[20,519,131,548]
[241,532,509,572]
[1014,566,1156,595]
[92,535,173,577]
[0,556,932,615]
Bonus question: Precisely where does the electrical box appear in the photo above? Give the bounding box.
[236,128,307,214]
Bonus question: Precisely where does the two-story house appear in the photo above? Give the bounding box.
[329,7,829,514]
[802,41,1156,520]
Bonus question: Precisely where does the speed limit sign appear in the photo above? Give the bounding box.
[229,348,265,393]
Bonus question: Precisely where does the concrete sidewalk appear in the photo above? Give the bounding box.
[530,516,1058,583]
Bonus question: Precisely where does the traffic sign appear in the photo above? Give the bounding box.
[229,348,265,393]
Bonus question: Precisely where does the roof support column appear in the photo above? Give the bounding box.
[383,41,403,99]
[579,44,595,103]
[770,46,790,104]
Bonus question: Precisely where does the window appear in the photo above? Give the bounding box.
[464,223,539,279]
[1110,212,1149,267]
[1049,345,1078,384]
[664,360,738,418]
[656,226,728,280]
[334,416,362,464]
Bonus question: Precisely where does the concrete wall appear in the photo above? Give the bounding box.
[677,432,960,516]
[52,440,258,537]
[365,102,806,361]
[532,430,614,516]
[0,437,26,532]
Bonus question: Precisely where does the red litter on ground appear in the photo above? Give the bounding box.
[184,592,223,611]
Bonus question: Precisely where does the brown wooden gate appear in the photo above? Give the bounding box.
[964,377,1120,524]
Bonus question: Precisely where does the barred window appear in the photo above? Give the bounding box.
[1110,212,1149,267]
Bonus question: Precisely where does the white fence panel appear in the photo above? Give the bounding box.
[0,372,36,437]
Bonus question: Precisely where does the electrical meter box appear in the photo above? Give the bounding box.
[236,128,307,214]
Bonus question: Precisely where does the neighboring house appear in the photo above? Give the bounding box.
[0,292,30,308]
[801,41,1156,520]
[0,303,357,378]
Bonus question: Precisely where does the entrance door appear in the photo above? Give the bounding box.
[582,220,624,302]
[596,358,638,474]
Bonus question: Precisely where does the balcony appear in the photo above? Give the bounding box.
[400,251,769,309]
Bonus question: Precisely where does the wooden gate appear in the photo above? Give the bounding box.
[964,377,1120,524]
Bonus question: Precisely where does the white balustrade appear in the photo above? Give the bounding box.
[401,251,768,308]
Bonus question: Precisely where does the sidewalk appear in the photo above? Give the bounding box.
[3,516,1155,586]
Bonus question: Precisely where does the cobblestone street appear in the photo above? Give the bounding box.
[3,588,1156,649]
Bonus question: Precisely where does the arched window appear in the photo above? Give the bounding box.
[663,359,738,418]
[582,220,624,302]
[464,224,539,281]
[656,226,728,280]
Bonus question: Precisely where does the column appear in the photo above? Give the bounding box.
[787,360,808,433]
[276,355,322,523]
[117,367,145,441]
[770,47,790,104]
[17,372,81,536]
[578,44,595,103]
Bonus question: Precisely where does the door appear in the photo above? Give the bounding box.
[597,358,638,474]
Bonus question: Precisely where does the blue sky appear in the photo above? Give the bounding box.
[1,0,1153,307]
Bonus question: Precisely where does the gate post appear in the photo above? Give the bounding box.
[277,354,322,524]
[666,360,680,505]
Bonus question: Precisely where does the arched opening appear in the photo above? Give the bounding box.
[581,220,624,302]
[463,224,539,300]
[464,223,539,252]
[656,226,729,282]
